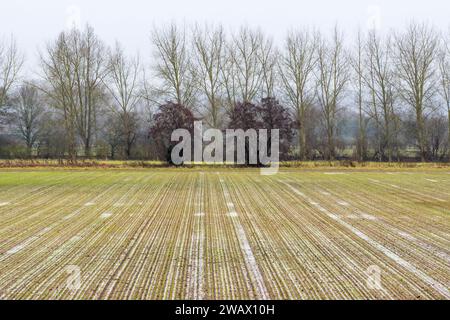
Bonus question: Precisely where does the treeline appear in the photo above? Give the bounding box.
[0,22,450,162]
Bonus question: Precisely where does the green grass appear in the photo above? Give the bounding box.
[0,168,449,299]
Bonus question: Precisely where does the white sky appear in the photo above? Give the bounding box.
[1,0,449,72]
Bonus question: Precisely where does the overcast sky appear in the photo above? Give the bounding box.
[1,0,449,71]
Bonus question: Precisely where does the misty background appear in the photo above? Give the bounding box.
[1,0,449,73]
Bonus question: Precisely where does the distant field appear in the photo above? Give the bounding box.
[1,159,450,169]
[0,168,449,299]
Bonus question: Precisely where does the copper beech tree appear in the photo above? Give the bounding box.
[149,102,195,162]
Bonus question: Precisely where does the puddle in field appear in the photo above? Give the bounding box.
[360,213,377,220]
[70,235,82,242]
[5,235,40,255]
[227,211,238,217]
[0,202,10,206]
[397,231,417,241]
[7,244,26,254]
[63,213,76,220]
[100,212,112,219]
[85,202,96,206]
[194,212,205,217]
[341,212,377,221]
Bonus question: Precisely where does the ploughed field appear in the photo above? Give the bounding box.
[0,168,449,299]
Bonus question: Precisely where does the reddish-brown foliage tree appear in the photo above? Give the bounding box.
[149,102,195,162]
[228,101,261,130]
[227,99,293,163]
[257,97,294,160]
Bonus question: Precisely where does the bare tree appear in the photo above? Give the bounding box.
[222,27,264,108]
[0,36,23,111]
[394,22,438,161]
[72,26,108,157]
[426,114,447,160]
[365,30,397,161]
[11,83,44,157]
[104,42,141,159]
[316,27,349,160]
[192,24,225,128]
[438,29,450,158]
[279,29,317,160]
[350,29,368,161]
[38,25,107,159]
[151,23,196,107]
[39,32,78,160]
[102,111,123,159]
[257,34,278,99]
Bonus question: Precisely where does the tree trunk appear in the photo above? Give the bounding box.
[447,106,450,161]
[384,115,392,162]
[67,125,77,162]
[297,105,307,160]
[358,108,365,162]
[27,144,32,159]
[84,139,91,159]
[126,143,132,160]
[327,127,334,161]
[416,110,426,162]
[300,126,307,161]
